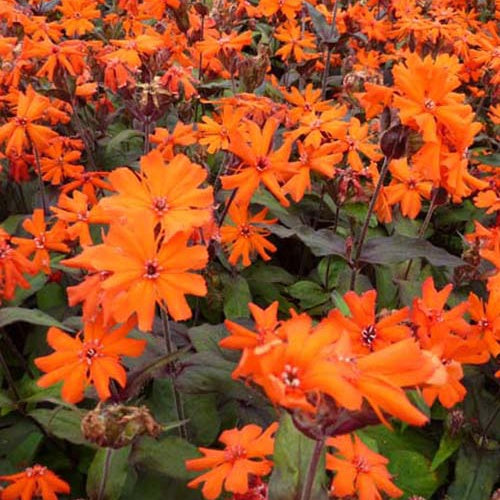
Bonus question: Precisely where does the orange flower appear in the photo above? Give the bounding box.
[57,0,100,36]
[61,171,113,206]
[385,158,433,219]
[468,291,500,358]
[336,117,383,172]
[327,290,412,354]
[286,106,348,149]
[22,37,87,82]
[0,228,37,301]
[274,20,316,63]
[326,434,402,500]
[283,142,342,202]
[411,277,469,347]
[198,106,246,154]
[196,30,253,58]
[258,0,302,19]
[0,464,70,500]
[63,215,208,330]
[221,301,282,378]
[220,203,277,267]
[150,122,198,160]
[51,190,109,246]
[283,84,332,124]
[38,140,84,185]
[221,118,294,207]
[11,209,69,273]
[186,423,278,500]
[0,86,58,155]
[100,150,213,238]
[35,318,145,403]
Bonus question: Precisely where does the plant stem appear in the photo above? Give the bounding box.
[300,437,325,500]
[160,308,187,439]
[143,117,151,154]
[97,448,113,500]
[218,188,237,227]
[402,188,439,280]
[349,155,390,290]
[31,144,48,215]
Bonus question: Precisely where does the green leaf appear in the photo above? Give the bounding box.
[358,424,436,459]
[431,432,461,471]
[126,469,203,500]
[387,450,442,498]
[0,389,14,412]
[268,414,328,500]
[9,431,44,470]
[131,436,200,480]
[304,1,339,43]
[223,275,252,319]
[293,225,346,257]
[87,447,132,500]
[29,408,87,445]
[184,394,221,446]
[447,443,500,499]
[474,152,500,166]
[0,214,26,233]
[36,283,66,318]
[105,129,143,154]
[287,280,329,309]
[361,234,464,267]
[331,290,350,316]
[317,256,346,290]
[0,307,70,330]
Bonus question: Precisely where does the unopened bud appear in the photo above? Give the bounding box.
[446,408,465,437]
[380,124,411,159]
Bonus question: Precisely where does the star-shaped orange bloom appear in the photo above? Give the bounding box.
[220,203,277,267]
[63,214,208,331]
[186,423,278,500]
[221,118,294,207]
[35,317,145,403]
[0,464,70,500]
[100,150,213,238]
[0,86,58,155]
[326,434,402,500]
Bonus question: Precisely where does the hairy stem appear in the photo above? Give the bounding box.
[349,155,390,290]
[402,188,439,280]
[300,437,325,500]
[97,448,113,500]
[31,144,48,215]
[160,308,187,439]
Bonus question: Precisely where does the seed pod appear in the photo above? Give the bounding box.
[81,404,162,448]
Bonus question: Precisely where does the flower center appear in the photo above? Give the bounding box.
[79,340,103,366]
[0,244,12,259]
[34,234,46,249]
[239,224,252,238]
[152,196,169,215]
[361,324,377,349]
[77,210,89,222]
[224,444,247,462]
[14,117,28,127]
[281,364,301,387]
[144,259,162,279]
[353,455,370,473]
[478,319,489,329]
[424,98,436,110]
[25,465,47,478]
[255,156,270,172]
